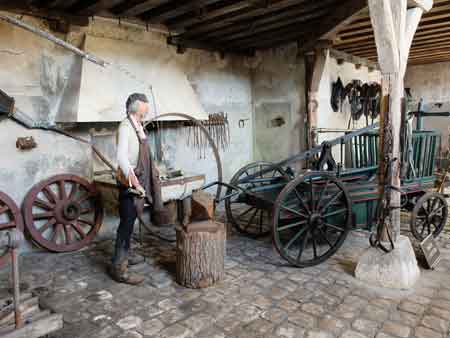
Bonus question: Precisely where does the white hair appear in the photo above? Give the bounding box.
[128,100,146,115]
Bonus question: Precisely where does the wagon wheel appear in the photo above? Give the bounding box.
[0,191,24,267]
[23,174,104,252]
[410,192,448,241]
[273,172,352,267]
[225,161,288,238]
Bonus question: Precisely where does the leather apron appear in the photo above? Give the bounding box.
[121,117,164,218]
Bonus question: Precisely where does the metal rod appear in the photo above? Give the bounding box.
[11,248,22,329]
[0,14,108,67]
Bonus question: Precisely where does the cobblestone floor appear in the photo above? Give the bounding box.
[1,215,450,338]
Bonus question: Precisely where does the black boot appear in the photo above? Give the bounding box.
[109,261,145,285]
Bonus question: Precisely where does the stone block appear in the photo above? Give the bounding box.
[355,236,420,289]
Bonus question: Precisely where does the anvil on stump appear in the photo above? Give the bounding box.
[176,190,226,289]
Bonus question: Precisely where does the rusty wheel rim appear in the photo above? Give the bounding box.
[0,191,24,266]
[23,175,103,252]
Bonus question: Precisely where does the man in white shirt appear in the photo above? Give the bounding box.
[110,93,151,285]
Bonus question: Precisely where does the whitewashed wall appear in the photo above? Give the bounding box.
[405,62,450,151]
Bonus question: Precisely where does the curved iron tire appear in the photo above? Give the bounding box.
[23,174,104,252]
[0,191,24,267]
[410,192,448,241]
[225,161,287,238]
[273,172,352,267]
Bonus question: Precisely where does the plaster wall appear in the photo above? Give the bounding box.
[252,45,306,166]
[405,62,450,150]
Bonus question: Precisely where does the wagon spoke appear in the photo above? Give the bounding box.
[308,181,315,210]
[277,220,308,232]
[59,180,67,201]
[317,227,333,247]
[323,222,345,232]
[79,218,95,227]
[244,209,259,229]
[429,205,444,218]
[296,229,310,263]
[80,207,95,215]
[33,211,54,220]
[38,218,56,233]
[43,186,58,204]
[68,183,78,200]
[322,208,347,218]
[316,180,330,211]
[311,230,318,258]
[285,226,308,250]
[0,222,15,230]
[320,191,343,213]
[72,222,86,239]
[34,198,54,210]
[64,224,73,244]
[77,192,96,204]
[280,204,309,218]
[51,224,63,243]
[238,206,255,220]
[419,220,427,236]
[293,188,310,215]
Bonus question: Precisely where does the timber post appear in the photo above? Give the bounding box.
[368,0,432,241]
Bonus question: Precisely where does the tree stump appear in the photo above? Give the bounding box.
[176,221,225,288]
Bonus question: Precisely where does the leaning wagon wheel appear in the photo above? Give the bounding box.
[0,191,24,267]
[410,192,448,241]
[23,174,104,252]
[273,172,352,267]
[225,161,288,238]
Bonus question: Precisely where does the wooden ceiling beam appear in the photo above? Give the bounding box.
[178,0,306,39]
[209,5,332,43]
[140,0,223,24]
[76,0,125,15]
[166,1,256,31]
[111,0,169,16]
[205,0,336,41]
[298,0,367,52]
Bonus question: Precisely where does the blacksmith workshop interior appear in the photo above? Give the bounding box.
[0,0,450,337]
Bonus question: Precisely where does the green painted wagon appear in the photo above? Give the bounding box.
[221,113,448,268]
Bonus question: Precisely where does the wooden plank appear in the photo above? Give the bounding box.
[113,0,169,16]
[197,0,336,41]
[1,314,63,338]
[219,8,330,46]
[167,1,253,30]
[76,0,125,15]
[141,0,223,24]
[177,0,307,39]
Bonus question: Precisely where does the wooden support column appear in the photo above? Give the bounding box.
[304,43,329,149]
[368,0,432,241]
